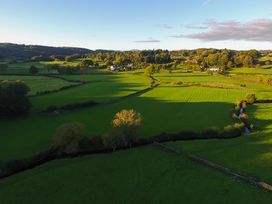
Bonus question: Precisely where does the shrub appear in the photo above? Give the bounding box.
[246,94,256,104]
[221,125,242,138]
[267,78,272,86]
[232,112,238,119]
[102,132,123,151]
[201,127,220,138]
[53,122,85,154]
[240,113,248,120]
[89,135,104,149]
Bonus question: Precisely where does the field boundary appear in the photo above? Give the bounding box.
[0,129,241,179]
[42,84,159,113]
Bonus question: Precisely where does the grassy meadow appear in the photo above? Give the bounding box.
[0,61,272,204]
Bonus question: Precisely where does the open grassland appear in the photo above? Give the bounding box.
[31,73,150,111]
[1,68,272,204]
[171,103,272,187]
[1,144,272,204]
[1,71,272,160]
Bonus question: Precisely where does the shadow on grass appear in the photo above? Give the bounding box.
[0,72,271,165]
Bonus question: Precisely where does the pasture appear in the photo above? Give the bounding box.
[0,65,272,204]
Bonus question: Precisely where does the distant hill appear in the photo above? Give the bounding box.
[0,43,109,59]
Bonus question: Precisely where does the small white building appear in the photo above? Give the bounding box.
[208,67,220,72]
[110,65,120,71]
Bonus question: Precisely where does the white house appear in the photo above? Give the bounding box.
[208,67,220,72]
[110,65,120,71]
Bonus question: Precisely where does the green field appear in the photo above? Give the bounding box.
[0,75,78,95]
[1,66,272,204]
[1,144,272,204]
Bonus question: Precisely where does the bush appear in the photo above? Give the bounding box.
[221,125,242,138]
[246,94,256,104]
[201,127,220,138]
[102,132,123,151]
[53,122,85,154]
[267,78,272,86]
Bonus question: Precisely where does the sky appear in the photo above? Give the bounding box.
[0,0,272,50]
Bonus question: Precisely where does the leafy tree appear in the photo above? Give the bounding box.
[103,109,142,150]
[246,94,256,104]
[53,122,85,154]
[80,59,93,67]
[0,80,31,117]
[112,109,142,146]
[145,65,154,77]
[65,54,81,62]
[29,65,39,75]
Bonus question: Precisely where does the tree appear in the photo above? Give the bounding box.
[29,65,39,75]
[246,94,256,104]
[227,61,233,68]
[53,122,85,154]
[112,109,142,146]
[145,65,154,77]
[0,80,31,117]
[65,54,81,62]
[103,109,142,151]
[243,55,254,67]
[79,59,93,68]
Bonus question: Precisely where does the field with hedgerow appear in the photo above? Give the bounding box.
[0,60,272,203]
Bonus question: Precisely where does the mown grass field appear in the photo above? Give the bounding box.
[0,66,272,204]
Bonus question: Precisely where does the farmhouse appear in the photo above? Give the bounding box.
[208,67,220,72]
[110,63,134,71]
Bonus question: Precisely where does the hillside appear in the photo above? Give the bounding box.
[0,43,94,59]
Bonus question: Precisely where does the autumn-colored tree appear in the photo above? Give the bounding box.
[103,109,142,150]
[53,122,85,154]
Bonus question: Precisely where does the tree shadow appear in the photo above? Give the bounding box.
[0,73,272,169]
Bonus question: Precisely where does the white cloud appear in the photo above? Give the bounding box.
[134,37,160,43]
[172,19,272,42]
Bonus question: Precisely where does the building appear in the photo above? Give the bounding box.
[208,67,220,72]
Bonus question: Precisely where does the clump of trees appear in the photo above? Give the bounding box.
[0,80,31,117]
[53,122,86,154]
[103,109,142,151]
[79,59,93,68]
[231,96,255,133]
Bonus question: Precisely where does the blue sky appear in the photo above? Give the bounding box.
[0,0,272,50]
